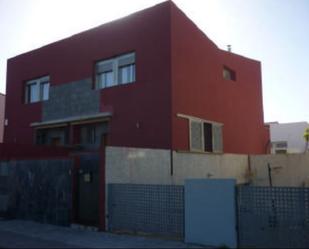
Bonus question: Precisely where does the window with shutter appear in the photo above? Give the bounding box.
[190,120,204,151]
[187,116,223,153]
[212,124,223,153]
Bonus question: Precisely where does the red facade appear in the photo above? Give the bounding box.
[0,93,4,142]
[4,1,269,154]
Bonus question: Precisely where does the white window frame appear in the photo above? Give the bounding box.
[25,76,50,103]
[178,113,223,153]
[96,52,135,89]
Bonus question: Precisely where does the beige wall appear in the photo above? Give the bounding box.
[250,153,309,187]
[106,146,172,185]
[105,146,249,186]
[106,146,309,188]
[173,152,249,185]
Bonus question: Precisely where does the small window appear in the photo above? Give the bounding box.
[275,141,287,148]
[190,119,223,153]
[25,76,50,103]
[96,52,135,89]
[272,141,288,154]
[223,66,236,81]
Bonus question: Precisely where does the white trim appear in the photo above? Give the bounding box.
[177,113,223,126]
[31,112,112,128]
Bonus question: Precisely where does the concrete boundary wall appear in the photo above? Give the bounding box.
[106,146,309,188]
[250,153,309,187]
[105,146,249,230]
[105,146,249,186]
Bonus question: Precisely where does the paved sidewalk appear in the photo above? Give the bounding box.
[0,219,200,248]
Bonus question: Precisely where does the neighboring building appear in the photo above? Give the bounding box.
[4,1,269,154]
[267,121,309,154]
[0,93,5,142]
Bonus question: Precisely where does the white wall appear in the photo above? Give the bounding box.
[269,122,309,153]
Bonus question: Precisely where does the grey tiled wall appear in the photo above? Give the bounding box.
[42,78,100,121]
[0,160,72,226]
[108,184,184,238]
[238,186,309,248]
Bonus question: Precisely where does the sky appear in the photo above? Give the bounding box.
[0,0,308,123]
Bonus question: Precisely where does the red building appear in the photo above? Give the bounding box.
[0,93,5,142]
[4,1,269,154]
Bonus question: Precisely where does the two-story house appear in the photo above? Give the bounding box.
[4,0,269,154]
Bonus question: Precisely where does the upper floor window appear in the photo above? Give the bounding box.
[25,76,50,103]
[223,66,236,81]
[96,52,135,89]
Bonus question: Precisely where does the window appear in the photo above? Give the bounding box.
[25,76,50,103]
[96,52,135,89]
[190,119,223,153]
[190,120,203,151]
[272,141,288,154]
[40,81,49,101]
[223,66,236,81]
[119,64,135,84]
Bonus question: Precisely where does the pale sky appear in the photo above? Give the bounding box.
[0,0,308,123]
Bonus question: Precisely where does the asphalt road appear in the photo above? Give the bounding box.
[0,220,200,248]
[0,230,80,248]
